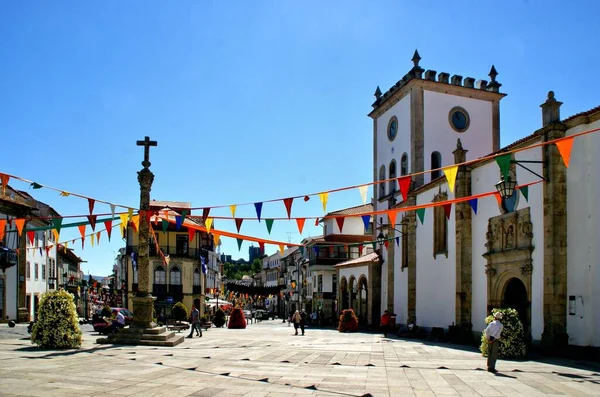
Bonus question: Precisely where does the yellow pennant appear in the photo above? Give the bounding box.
[319,192,329,213]
[64,242,68,253]
[52,229,60,243]
[15,219,25,236]
[127,208,134,221]
[90,234,95,247]
[60,191,70,196]
[132,215,140,232]
[205,218,213,234]
[279,244,285,255]
[213,232,220,247]
[119,213,128,235]
[358,185,368,204]
[229,205,237,218]
[443,165,458,193]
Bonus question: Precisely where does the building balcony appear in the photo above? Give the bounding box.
[127,245,211,261]
[0,247,18,271]
[169,284,183,296]
[153,283,167,296]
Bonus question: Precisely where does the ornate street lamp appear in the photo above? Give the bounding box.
[495,175,518,199]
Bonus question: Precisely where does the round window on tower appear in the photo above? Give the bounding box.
[387,116,398,141]
[448,106,470,133]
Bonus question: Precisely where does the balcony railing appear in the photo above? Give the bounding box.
[0,247,18,271]
[127,245,212,260]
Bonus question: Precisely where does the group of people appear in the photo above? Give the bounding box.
[290,309,307,335]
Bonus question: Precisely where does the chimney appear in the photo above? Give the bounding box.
[540,91,562,127]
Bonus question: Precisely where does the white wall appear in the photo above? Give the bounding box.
[324,216,367,235]
[3,216,20,320]
[423,91,494,183]
[566,118,600,347]
[415,181,456,329]
[393,228,409,324]
[338,265,368,286]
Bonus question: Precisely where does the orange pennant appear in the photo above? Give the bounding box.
[0,173,8,195]
[15,219,25,236]
[387,210,397,226]
[78,225,86,239]
[0,219,5,241]
[213,233,220,247]
[555,137,574,168]
[296,218,305,234]
[96,231,101,244]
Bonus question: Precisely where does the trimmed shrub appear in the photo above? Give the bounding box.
[338,309,359,333]
[227,308,247,329]
[31,290,82,349]
[480,308,527,359]
[172,302,188,322]
[213,309,226,328]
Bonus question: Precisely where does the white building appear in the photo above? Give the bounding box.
[262,251,280,288]
[367,50,600,349]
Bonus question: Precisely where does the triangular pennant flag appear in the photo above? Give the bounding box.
[279,244,285,255]
[335,217,345,233]
[52,217,63,233]
[104,220,112,241]
[358,185,368,204]
[39,247,42,256]
[495,153,512,181]
[296,218,305,234]
[78,225,86,239]
[15,219,25,236]
[236,238,243,251]
[180,209,188,220]
[110,204,116,219]
[64,242,68,253]
[202,208,210,223]
[87,215,97,231]
[519,186,529,202]
[229,205,237,218]
[81,237,84,250]
[90,233,95,248]
[384,240,389,249]
[213,233,220,247]
[131,215,140,233]
[45,246,51,255]
[265,219,274,234]
[0,173,9,195]
[371,241,377,251]
[494,192,502,206]
[0,220,5,241]
[30,182,42,189]
[318,192,329,213]
[96,231,101,244]
[127,208,134,221]
[254,203,263,222]
[443,165,459,193]
[205,218,213,234]
[395,236,400,247]
[358,245,364,256]
[27,231,35,245]
[175,215,183,231]
[362,215,370,231]
[88,198,95,215]
[52,228,60,243]
[387,210,397,226]
[235,218,243,233]
[283,198,293,219]
[188,228,195,243]
[416,208,425,225]
[442,203,452,219]
[397,176,411,200]
[161,219,168,233]
[145,210,153,225]
[60,191,70,196]
[314,218,319,226]
[258,241,265,254]
[556,137,574,167]
[468,198,478,214]
[119,213,128,235]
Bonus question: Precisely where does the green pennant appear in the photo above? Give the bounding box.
[371,241,377,251]
[265,219,274,234]
[161,219,169,232]
[52,217,63,233]
[495,154,512,180]
[180,209,189,219]
[236,238,243,251]
[519,185,529,202]
[416,208,425,225]
[30,182,43,189]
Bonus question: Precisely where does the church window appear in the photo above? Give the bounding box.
[401,153,408,176]
[433,190,448,258]
[379,165,386,198]
[389,160,397,195]
[431,151,442,180]
[170,265,181,285]
[401,218,408,269]
[154,265,166,284]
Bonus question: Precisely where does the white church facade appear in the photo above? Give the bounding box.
[368,51,599,349]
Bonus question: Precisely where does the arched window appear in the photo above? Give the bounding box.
[170,265,181,285]
[401,153,408,176]
[193,267,201,287]
[431,151,442,180]
[379,165,386,198]
[154,265,166,285]
[389,160,397,194]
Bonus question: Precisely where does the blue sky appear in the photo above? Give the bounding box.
[1,1,598,276]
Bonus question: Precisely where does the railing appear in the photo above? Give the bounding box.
[127,245,212,260]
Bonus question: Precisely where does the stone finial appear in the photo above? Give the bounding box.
[486,65,501,92]
[412,49,421,67]
[489,65,498,82]
[453,138,468,164]
[374,86,382,99]
[476,80,488,90]
[540,91,563,127]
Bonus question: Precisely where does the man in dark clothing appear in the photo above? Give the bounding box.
[187,304,201,338]
[380,310,392,337]
[300,310,307,335]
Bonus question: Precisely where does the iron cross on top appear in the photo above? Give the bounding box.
[136,136,158,168]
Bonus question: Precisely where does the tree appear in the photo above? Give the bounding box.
[251,259,262,274]
[31,290,82,349]
[172,302,188,322]
[480,308,527,359]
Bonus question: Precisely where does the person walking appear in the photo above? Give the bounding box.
[483,312,504,373]
[300,310,307,335]
[380,310,391,337]
[187,304,202,338]
[292,310,301,335]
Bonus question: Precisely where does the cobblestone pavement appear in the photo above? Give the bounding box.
[1,320,599,396]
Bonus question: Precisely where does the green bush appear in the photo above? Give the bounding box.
[213,308,226,328]
[338,309,359,333]
[172,302,188,322]
[31,290,82,349]
[480,308,527,359]
[101,305,112,318]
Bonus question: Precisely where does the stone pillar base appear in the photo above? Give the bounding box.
[17,307,29,323]
[132,295,157,329]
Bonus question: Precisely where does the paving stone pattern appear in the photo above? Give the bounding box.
[0,321,599,396]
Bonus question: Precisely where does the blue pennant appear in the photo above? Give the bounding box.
[468,198,478,215]
[254,202,263,222]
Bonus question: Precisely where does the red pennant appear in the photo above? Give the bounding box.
[335,217,345,233]
[96,231,101,244]
[258,242,265,254]
[104,220,113,241]
[314,218,319,226]
[45,246,51,254]
[81,237,85,250]
[88,198,95,215]
[296,218,306,234]
[188,228,195,243]
[235,218,243,233]
[87,215,97,231]
[384,240,389,249]
[358,245,364,256]
[147,210,154,224]
[27,230,35,245]
[0,173,9,195]
[397,176,411,200]
[78,225,86,239]
[442,203,452,219]
[283,198,294,219]
[304,195,310,202]
[202,208,210,223]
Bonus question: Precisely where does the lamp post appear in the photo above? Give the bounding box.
[495,176,518,199]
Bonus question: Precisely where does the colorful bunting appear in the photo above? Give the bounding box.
[81,237,84,250]
[519,186,529,202]
[104,220,112,241]
[416,208,425,225]
[110,204,116,220]
[131,215,139,233]
[213,233,220,247]
[0,173,9,195]
[161,219,168,233]
[0,220,5,241]
[96,231,101,244]
[283,198,293,219]
[442,203,452,219]
[299,246,305,256]
[52,229,60,243]
[468,198,478,214]
[495,153,512,180]
[27,231,35,245]
[371,241,377,251]
[279,244,285,255]
[53,217,63,233]
[175,215,183,231]
[335,217,345,233]
[397,176,411,200]
[90,233,95,248]
[202,208,210,224]
[494,192,502,206]
[235,218,243,233]
[254,202,263,222]
[395,236,400,247]
[384,240,389,249]
[443,165,458,193]
[319,192,329,213]
[60,191,70,196]
[314,218,319,226]
[87,215,97,231]
[119,213,128,235]
[30,182,42,189]
[127,208,134,221]
[387,210,397,226]
[236,238,243,251]
[362,215,370,231]
[180,209,189,220]
[78,225,86,239]
[205,218,213,234]
[556,137,574,167]
[188,228,195,243]
[358,185,368,204]
[358,245,364,256]
[265,219,274,234]
[296,218,305,234]
[15,219,25,236]
[88,198,95,215]
[258,241,265,254]
[229,205,236,218]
